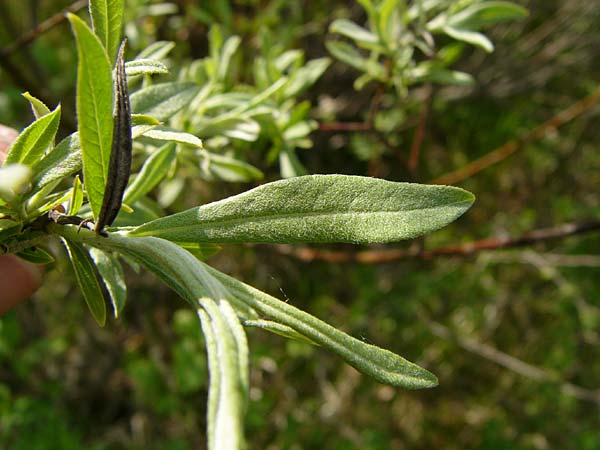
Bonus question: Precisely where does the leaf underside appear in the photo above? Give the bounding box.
[130,174,475,244]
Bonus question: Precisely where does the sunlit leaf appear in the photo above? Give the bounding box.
[68,13,114,220]
[130,175,475,244]
[22,92,51,119]
[4,105,61,166]
[89,0,124,59]
[125,59,169,77]
[130,82,200,121]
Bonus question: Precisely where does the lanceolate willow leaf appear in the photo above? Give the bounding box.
[3,105,61,166]
[124,59,168,77]
[88,247,127,317]
[31,133,81,194]
[52,226,247,450]
[62,238,107,326]
[130,175,475,244]
[50,226,438,389]
[130,82,200,121]
[68,13,114,221]
[89,0,124,60]
[202,261,438,389]
[22,92,51,119]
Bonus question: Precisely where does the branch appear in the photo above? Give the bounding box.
[319,122,372,132]
[408,85,432,174]
[0,0,88,58]
[431,88,600,185]
[275,219,600,264]
[423,317,600,405]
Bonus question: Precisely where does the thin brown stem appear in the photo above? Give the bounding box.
[0,0,88,58]
[431,88,600,185]
[408,85,432,174]
[319,122,372,132]
[275,219,600,264]
[423,316,600,405]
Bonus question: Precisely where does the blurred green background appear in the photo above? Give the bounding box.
[1,0,599,449]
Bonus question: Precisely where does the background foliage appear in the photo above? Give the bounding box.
[1,0,599,449]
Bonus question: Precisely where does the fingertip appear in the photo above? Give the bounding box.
[0,255,44,315]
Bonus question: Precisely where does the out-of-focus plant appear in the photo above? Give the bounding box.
[326,0,527,167]
[327,0,528,93]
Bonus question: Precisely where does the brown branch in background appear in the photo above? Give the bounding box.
[423,317,600,405]
[431,88,600,185]
[0,55,51,108]
[319,82,386,134]
[408,85,432,174]
[275,219,600,264]
[319,122,372,132]
[367,82,386,126]
[0,0,88,58]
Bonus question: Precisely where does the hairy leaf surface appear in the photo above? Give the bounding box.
[130,175,475,244]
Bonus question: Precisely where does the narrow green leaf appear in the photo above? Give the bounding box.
[62,239,107,326]
[0,219,20,234]
[22,92,51,119]
[69,175,84,215]
[129,175,475,244]
[217,35,241,81]
[273,49,302,72]
[125,59,169,77]
[448,1,528,30]
[89,0,124,59]
[198,308,219,450]
[330,19,380,45]
[378,0,401,43]
[135,40,176,60]
[52,229,435,389]
[123,142,177,204]
[130,82,200,121]
[197,298,246,450]
[17,247,55,265]
[4,105,61,166]
[88,247,127,317]
[411,65,475,86]
[195,116,260,142]
[199,151,264,183]
[283,121,316,141]
[141,127,203,148]
[442,26,494,52]
[131,114,161,126]
[30,133,81,194]
[204,263,438,389]
[326,41,386,79]
[283,58,331,98]
[68,13,114,220]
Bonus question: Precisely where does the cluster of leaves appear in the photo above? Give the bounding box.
[0,1,492,448]
[327,0,527,92]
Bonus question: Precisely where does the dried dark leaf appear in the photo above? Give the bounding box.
[96,38,132,234]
